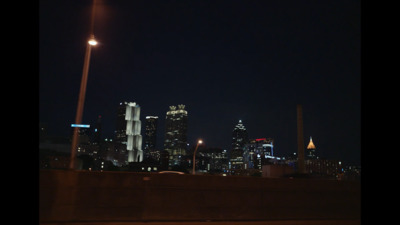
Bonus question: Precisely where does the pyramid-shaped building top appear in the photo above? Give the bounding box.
[307,136,316,149]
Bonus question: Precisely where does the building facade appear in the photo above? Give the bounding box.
[243,138,274,170]
[305,158,342,178]
[230,120,249,169]
[164,104,188,166]
[114,102,143,165]
[144,116,159,161]
[70,124,92,156]
[196,147,229,173]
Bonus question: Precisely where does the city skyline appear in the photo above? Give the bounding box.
[40,101,356,166]
[39,0,361,166]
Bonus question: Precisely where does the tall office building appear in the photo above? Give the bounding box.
[306,136,317,159]
[230,120,249,169]
[114,102,143,165]
[144,116,159,160]
[164,104,188,166]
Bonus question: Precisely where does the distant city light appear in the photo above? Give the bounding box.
[255,138,267,141]
[71,124,90,128]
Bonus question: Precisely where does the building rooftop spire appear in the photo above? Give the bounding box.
[234,120,246,131]
[307,136,316,149]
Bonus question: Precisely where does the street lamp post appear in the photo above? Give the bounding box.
[69,35,97,170]
[192,139,203,175]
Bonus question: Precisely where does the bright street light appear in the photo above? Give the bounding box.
[88,37,98,45]
[192,139,203,175]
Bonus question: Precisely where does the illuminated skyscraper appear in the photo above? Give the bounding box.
[306,136,317,159]
[144,116,159,160]
[164,104,188,166]
[230,120,248,169]
[114,102,143,165]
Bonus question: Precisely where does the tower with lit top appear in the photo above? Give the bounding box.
[306,136,317,159]
[164,104,188,166]
[230,120,249,169]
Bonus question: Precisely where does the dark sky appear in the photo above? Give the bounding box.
[39,0,361,165]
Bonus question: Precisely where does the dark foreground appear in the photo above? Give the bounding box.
[41,219,360,225]
[39,170,360,224]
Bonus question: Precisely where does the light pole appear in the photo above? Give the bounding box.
[69,35,98,170]
[69,0,98,170]
[192,139,203,175]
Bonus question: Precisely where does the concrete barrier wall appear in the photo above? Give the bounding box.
[39,170,360,223]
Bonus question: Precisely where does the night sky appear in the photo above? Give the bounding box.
[39,0,361,165]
